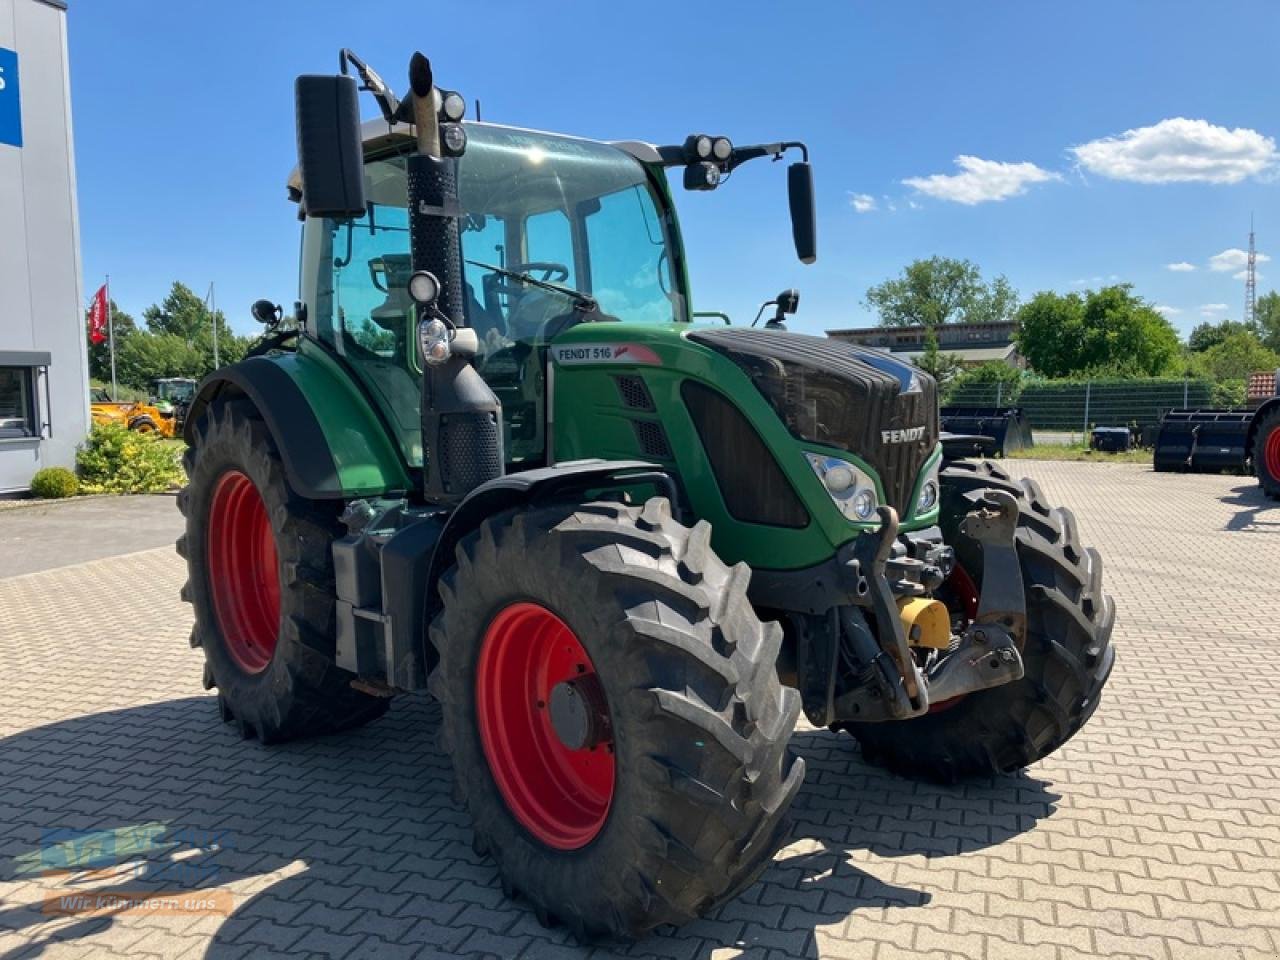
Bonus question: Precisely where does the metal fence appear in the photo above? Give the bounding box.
[943,379,1218,444]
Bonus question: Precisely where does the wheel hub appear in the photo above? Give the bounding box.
[548,675,611,751]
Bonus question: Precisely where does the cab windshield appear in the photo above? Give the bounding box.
[300,124,686,467]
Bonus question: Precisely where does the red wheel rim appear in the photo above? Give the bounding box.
[475,603,615,850]
[1265,425,1280,480]
[930,564,982,714]
[207,470,280,675]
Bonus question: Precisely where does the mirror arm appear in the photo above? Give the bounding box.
[339,48,400,124]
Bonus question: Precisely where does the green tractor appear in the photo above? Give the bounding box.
[178,50,1115,939]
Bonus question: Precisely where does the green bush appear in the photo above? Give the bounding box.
[29,466,80,499]
[76,422,183,494]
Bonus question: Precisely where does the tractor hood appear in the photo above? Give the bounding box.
[686,328,939,515]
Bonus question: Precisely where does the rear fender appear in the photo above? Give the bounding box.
[185,354,413,499]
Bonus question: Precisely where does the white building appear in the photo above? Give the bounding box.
[0,0,86,494]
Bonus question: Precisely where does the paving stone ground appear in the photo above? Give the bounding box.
[0,461,1277,960]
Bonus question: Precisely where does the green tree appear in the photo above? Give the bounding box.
[944,361,1026,404]
[1188,318,1253,353]
[1015,285,1179,378]
[85,301,136,385]
[143,281,251,373]
[1256,291,1280,353]
[913,327,964,385]
[865,256,1018,327]
[1187,330,1280,382]
[116,332,205,389]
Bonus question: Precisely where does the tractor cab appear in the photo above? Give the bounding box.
[298,122,690,468]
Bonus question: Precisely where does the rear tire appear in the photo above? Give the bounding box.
[1253,408,1280,499]
[178,397,387,743]
[429,497,803,940]
[843,460,1116,782]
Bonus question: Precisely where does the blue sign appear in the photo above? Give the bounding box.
[0,47,21,148]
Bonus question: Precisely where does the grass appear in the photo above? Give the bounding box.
[1006,443,1153,465]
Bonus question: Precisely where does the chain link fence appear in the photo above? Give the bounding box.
[943,379,1218,445]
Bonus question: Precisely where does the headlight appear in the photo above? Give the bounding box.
[918,480,938,512]
[852,489,876,520]
[805,453,880,523]
[914,456,941,516]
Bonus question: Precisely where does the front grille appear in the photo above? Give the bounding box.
[632,419,672,460]
[682,381,809,529]
[615,375,655,411]
[438,412,503,494]
[689,328,938,515]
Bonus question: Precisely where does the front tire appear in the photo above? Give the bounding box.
[844,460,1116,782]
[429,498,803,940]
[178,397,387,743]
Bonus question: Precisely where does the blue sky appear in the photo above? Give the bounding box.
[69,1,1277,338]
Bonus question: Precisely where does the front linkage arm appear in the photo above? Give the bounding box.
[830,490,1027,724]
[924,490,1026,704]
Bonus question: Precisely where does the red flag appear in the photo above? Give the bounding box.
[88,285,109,345]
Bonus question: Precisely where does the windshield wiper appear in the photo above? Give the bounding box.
[465,260,598,312]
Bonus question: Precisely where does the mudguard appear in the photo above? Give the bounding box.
[185,353,413,500]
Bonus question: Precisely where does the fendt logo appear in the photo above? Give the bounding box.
[881,426,927,444]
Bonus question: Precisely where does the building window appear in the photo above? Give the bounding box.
[0,367,36,439]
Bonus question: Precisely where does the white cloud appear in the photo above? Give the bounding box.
[902,155,1061,205]
[1072,118,1277,184]
[849,192,877,214]
[1199,303,1230,316]
[1154,305,1182,315]
[1209,247,1271,271]
[1165,262,1196,272]
[1233,269,1266,282]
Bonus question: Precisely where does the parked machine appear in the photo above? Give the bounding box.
[90,390,176,437]
[177,51,1115,939]
[939,405,1034,456]
[1154,370,1280,498]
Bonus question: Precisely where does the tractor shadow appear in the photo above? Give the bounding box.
[0,698,1057,960]
[1221,482,1280,532]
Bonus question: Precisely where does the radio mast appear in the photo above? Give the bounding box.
[1245,215,1257,325]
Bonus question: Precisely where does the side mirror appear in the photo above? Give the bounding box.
[295,75,366,218]
[787,162,817,264]
[252,299,282,326]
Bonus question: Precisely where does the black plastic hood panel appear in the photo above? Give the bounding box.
[688,328,939,514]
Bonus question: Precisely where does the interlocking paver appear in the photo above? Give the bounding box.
[1,463,1278,959]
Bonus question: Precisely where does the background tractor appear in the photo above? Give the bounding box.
[178,50,1115,940]
[1154,369,1280,497]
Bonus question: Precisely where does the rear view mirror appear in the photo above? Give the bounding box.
[787,162,817,264]
[251,299,282,326]
[295,75,366,218]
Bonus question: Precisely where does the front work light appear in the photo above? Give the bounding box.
[685,134,713,160]
[440,122,468,157]
[438,89,466,122]
[408,270,440,305]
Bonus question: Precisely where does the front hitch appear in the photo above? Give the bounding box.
[830,490,1027,723]
[924,490,1026,704]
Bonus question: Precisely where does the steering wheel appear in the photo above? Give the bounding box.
[486,260,570,297]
